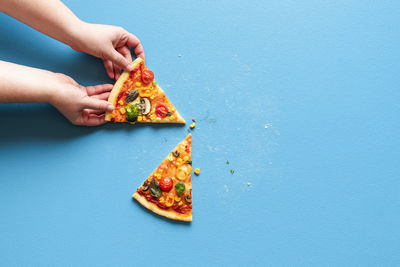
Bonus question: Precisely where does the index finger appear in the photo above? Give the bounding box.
[126,33,145,61]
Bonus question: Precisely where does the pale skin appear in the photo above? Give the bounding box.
[0,0,145,126]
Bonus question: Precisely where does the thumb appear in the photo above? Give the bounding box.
[83,96,114,112]
[105,49,133,71]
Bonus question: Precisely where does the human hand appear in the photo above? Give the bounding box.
[71,23,145,80]
[49,73,114,126]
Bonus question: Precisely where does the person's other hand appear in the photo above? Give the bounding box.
[50,73,114,126]
[71,23,145,80]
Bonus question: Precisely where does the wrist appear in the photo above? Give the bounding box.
[67,20,90,52]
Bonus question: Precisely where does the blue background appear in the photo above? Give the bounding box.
[1,0,400,266]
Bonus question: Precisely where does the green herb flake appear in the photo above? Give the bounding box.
[226,160,229,164]
[230,169,235,174]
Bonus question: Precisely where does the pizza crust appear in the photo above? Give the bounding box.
[133,192,192,222]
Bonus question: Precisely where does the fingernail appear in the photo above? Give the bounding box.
[108,105,114,111]
[127,64,133,71]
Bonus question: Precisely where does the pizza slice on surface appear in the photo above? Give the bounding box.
[105,57,185,124]
[133,134,193,221]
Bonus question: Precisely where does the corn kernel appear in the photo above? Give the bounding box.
[135,82,142,87]
[190,123,196,129]
[178,201,183,206]
[194,168,200,175]
[156,117,161,122]
[175,196,181,202]
[119,107,126,114]
[150,95,155,100]
[177,158,183,164]
[171,107,176,112]
[137,116,142,122]
[159,197,165,203]
[169,116,175,121]
[118,100,124,106]
[183,156,189,161]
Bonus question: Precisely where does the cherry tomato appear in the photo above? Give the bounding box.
[155,104,169,118]
[159,177,173,192]
[141,70,154,85]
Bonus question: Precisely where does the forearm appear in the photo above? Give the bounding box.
[0,0,83,48]
[0,61,57,103]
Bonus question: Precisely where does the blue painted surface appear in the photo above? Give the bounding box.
[1,0,400,266]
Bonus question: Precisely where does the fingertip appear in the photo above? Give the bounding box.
[126,64,133,71]
[107,104,114,112]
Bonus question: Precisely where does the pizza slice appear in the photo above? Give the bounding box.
[133,134,193,221]
[105,57,185,124]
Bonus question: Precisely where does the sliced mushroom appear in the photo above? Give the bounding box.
[184,189,192,203]
[140,180,150,191]
[140,98,151,115]
[136,97,151,115]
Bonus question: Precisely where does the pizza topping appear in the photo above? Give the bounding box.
[149,179,162,198]
[126,105,139,122]
[184,189,192,203]
[186,159,192,165]
[176,164,192,181]
[194,168,200,175]
[138,88,152,98]
[190,123,196,129]
[125,90,139,104]
[175,183,185,196]
[155,104,169,118]
[159,177,173,192]
[165,195,174,207]
[141,70,154,85]
[172,150,180,157]
[140,180,150,191]
[136,97,151,115]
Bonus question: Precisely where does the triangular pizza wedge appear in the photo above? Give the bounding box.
[105,57,185,124]
[133,134,193,221]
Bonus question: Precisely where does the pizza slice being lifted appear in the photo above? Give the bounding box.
[105,57,185,124]
[133,134,193,221]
